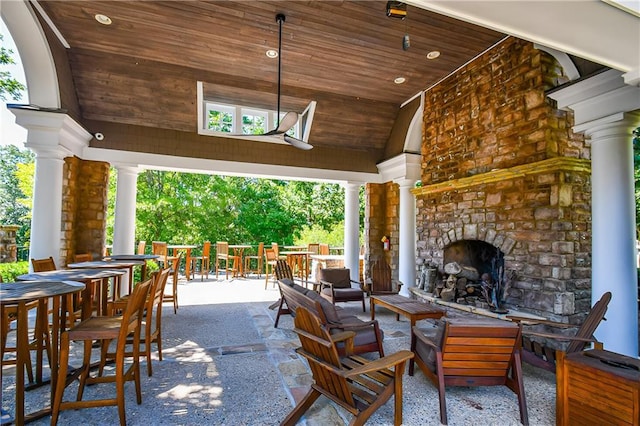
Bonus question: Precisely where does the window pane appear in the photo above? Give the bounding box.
[208,110,233,132]
[242,114,265,135]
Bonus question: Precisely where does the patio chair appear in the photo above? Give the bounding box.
[31,256,57,272]
[31,257,82,325]
[189,241,211,281]
[508,291,611,372]
[244,242,264,278]
[51,277,151,426]
[264,247,279,289]
[137,241,146,255]
[367,258,403,295]
[281,306,413,426]
[306,243,319,255]
[215,241,239,280]
[74,253,92,263]
[105,268,171,376]
[0,275,49,385]
[410,318,528,425]
[163,252,182,314]
[319,243,330,255]
[318,267,366,312]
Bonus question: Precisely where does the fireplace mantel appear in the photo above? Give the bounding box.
[411,157,591,197]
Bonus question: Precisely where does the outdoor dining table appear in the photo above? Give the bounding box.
[67,259,142,296]
[281,251,313,285]
[229,244,252,277]
[0,280,85,425]
[106,253,160,282]
[16,269,126,319]
[167,244,198,280]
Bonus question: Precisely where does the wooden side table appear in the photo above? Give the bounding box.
[557,349,639,425]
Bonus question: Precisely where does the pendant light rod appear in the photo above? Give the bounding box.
[276,13,285,127]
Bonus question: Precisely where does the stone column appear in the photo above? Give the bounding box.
[580,113,639,357]
[343,182,361,283]
[396,179,417,296]
[112,164,140,255]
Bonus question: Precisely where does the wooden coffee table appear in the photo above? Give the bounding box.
[370,294,445,328]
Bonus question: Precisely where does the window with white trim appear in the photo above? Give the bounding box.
[205,102,235,133]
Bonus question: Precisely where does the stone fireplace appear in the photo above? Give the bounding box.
[411,38,593,323]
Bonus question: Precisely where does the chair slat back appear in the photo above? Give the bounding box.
[293,307,354,406]
[441,320,520,379]
[566,291,611,354]
[216,242,229,258]
[31,257,57,272]
[121,278,152,340]
[319,243,330,255]
[74,253,92,263]
[371,258,393,293]
[275,260,293,280]
[265,248,277,263]
[201,241,211,257]
[307,243,320,254]
[137,241,146,255]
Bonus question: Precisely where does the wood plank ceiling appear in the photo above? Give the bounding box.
[36,1,505,159]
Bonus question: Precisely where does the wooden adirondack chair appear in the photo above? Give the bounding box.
[410,318,528,425]
[281,306,413,426]
[508,291,611,372]
[367,258,403,295]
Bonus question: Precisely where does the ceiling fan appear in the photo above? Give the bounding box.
[232,13,313,150]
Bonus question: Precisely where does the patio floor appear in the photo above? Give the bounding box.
[1,274,556,425]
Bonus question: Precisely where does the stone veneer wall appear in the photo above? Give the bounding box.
[60,157,110,265]
[364,182,399,280]
[0,225,20,263]
[412,38,592,323]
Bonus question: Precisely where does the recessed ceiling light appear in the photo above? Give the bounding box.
[266,49,278,58]
[394,77,406,84]
[426,50,441,60]
[95,14,112,25]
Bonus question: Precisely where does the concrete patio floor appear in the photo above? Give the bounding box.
[1,274,556,425]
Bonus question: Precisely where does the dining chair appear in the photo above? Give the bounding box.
[264,248,279,289]
[137,241,146,255]
[74,253,92,263]
[271,242,287,260]
[0,275,49,385]
[215,242,239,280]
[189,241,211,281]
[243,242,264,278]
[319,243,330,255]
[51,278,152,426]
[163,252,182,314]
[31,257,82,325]
[306,243,320,255]
[105,268,171,376]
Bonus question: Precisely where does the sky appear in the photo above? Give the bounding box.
[1,18,28,148]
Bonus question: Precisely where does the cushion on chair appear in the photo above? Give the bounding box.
[305,289,342,323]
[323,287,364,301]
[414,319,446,371]
[317,268,352,288]
[331,322,382,351]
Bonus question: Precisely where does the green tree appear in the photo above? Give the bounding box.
[0,145,34,246]
[0,34,26,101]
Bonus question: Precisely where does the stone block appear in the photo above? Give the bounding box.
[553,292,575,315]
[552,241,574,254]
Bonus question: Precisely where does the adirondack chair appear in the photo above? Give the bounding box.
[410,318,528,426]
[508,291,611,372]
[281,306,413,426]
[367,258,403,295]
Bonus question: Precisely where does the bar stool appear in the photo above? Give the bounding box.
[51,278,152,425]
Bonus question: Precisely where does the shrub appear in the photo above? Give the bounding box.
[0,261,29,282]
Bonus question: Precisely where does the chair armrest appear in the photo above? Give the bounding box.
[306,280,321,293]
[327,319,380,332]
[331,330,356,355]
[343,350,414,377]
[349,279,362,289]
[508,315,576,328]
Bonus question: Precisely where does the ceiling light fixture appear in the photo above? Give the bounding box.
[394,77,406,84]
[94,14,112,25]
[266,49,278,58]
[427,50,441,60]
[386,1,407,19]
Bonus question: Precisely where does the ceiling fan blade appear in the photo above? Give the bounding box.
[261,111,300,136]
[284,134,313,150]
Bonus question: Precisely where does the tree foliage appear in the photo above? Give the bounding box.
[0,34,26,101]
[0,145,34,245]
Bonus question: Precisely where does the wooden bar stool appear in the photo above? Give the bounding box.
[51,278,152,425]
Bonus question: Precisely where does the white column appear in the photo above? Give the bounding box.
[112,164,140,255]
[28,147,65,268]
[396,179,417,296]
[583,113,639,357]
[343,182,361,283]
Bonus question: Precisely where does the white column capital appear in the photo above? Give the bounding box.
[11,109,92,157]
[112,163,141,176]
[574,111,640,137]
[394,178,418,188]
